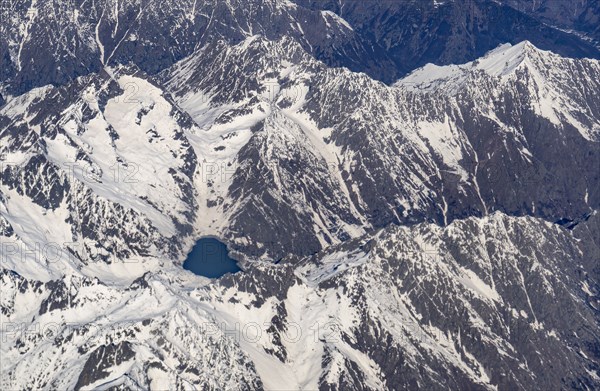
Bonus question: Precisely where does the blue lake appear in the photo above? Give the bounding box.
[183,238,241,278]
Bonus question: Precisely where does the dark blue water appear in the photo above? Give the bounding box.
[183,238,241,278]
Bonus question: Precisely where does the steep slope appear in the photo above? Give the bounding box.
[0,0,360,95]
[161,36,367,259]
[294,0,600,83]
[2,213,598,390]
[1,66,201,281]
[398,41,600,216]
[1,0,599,97]
[2,37,598,262]
[161,38,599,258]
[498,0,600,47]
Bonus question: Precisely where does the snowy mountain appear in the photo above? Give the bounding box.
[2,213,598,390]
[1,1,599,390]
[293,0,600,82]
[1,0,599,95]
[161,37,599,258]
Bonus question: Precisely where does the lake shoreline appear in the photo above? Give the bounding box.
[182,237,243,278]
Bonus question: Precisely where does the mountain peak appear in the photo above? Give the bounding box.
[396,41,554,93]
[474,40,540,75]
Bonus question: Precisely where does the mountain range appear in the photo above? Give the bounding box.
[1,0,599,390]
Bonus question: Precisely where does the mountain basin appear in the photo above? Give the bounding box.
[183,237,241,278]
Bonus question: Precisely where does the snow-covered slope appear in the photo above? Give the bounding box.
[398,41,600,140]
[2,38,599,263]
[398,41,543,92]
[1,66,202,282]
[1,213,598,390]
[158,37,600,259]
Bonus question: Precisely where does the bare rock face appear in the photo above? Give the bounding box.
[294,0,600,82]
[498,0,600,45]
[74,341,137,390]
[1,0,599,95]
